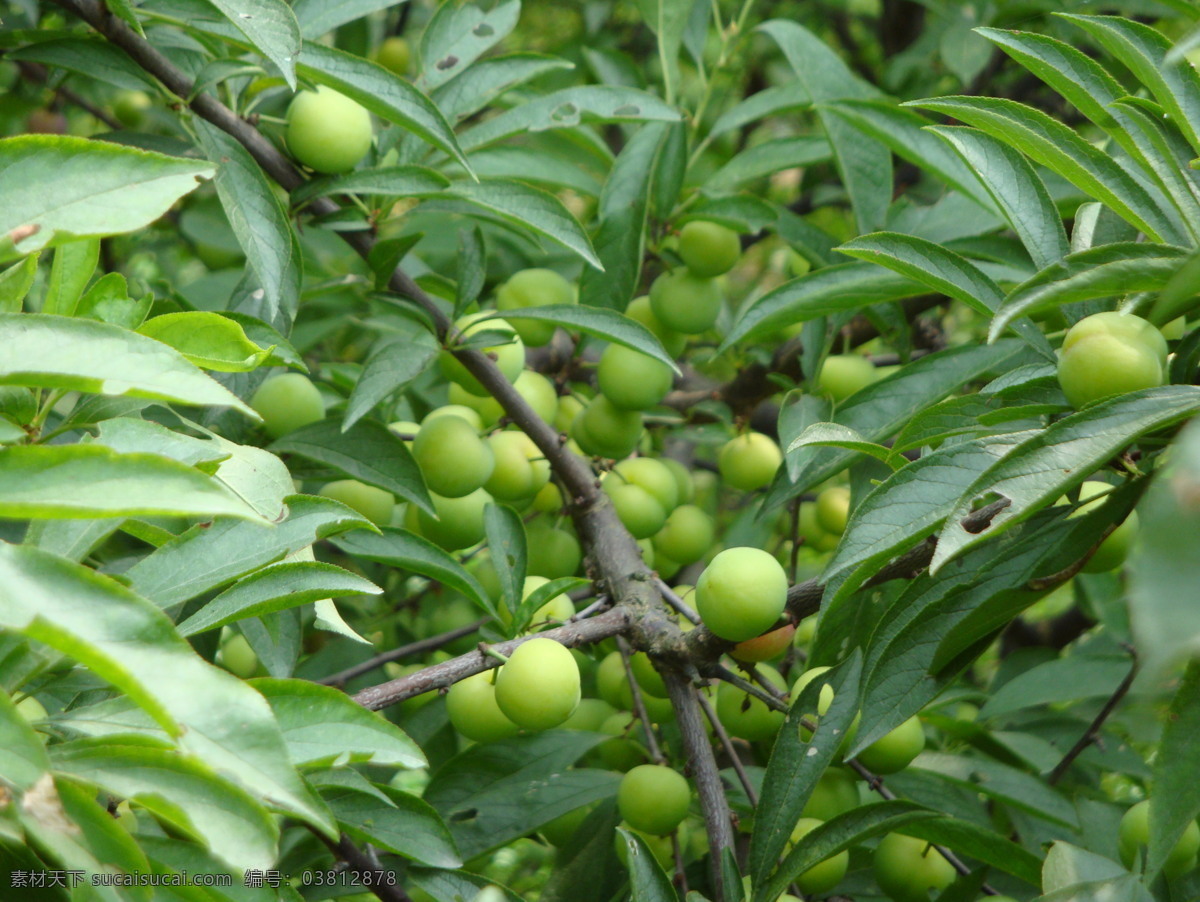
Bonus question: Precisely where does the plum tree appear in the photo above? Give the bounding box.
[649,268,723,334]
[1118,800,1200,877]
[696,546,788,641]
[495,268,575,346]
[445,671,519,742]
[317,479,394,526]
[413,413,495,497]
[788,818,849,895]
[617,764,691,835]
[249,373,325,439]
[494,638,581,730]
[677,221,741,278]
[873,833,956,902]
[1057,312,1167,409]
[718,432,783,492]
[285,86,373,174]
[597,343,674,410]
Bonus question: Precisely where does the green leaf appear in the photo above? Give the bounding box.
[0,690,50,791]
[77,271,152,330]
[252,677,424,768]
[270,417,433,514]
[707,137,831,192]
[710,84,811,139]
[207,434,295,522]
[925,127,1070,271]
[776,341,1025,500]
[979,654,1132,719]
[785,422,897,468]
[92,417,229,472]
[441,179,601,270]
[721,263,926,351]
[932,386,1200,572]
[319,779,462,868]
[206,0,300,89]
[0,254,39,313]
[459,86,682,152]
[1149,661,1200,878]
[297,42,471,173]
[0,314,257,417]
[1129,417,1200,676]
[126,494,373,611]
[487,305,678,372]
[433,54,576,124]
[1043,841,1134,892]
[511,577,591,636]
[579,123,669,311]
[486,502,527,624]
[758,801,936,902]
[988,243,1191,341]
[758,20,890,234]
[0,444,265,521]
[177,561,380,636]
[908,96,1181,243]
[43,238,99,317]
[194,123,300,324]
[138,311,273,372]
[50,737,280,872]
[1061,14,1200,159]
[330,527,497,619]
[749,651,863,895]
[0,135,214,252]
[290,165,451,207]
[912,752,1079,828]
[292,0,407,39]
[0,543,336,836]
[424,732,619,860]
[343,331,439,431]
[837,232,1053,359]
[8,37,157,91]
[636,0,699,106]
[618,828,680,902]
[894,817,1042,885]
[418,0,519,90]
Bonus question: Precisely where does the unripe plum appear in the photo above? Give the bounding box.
[572,395,643,459]
[417,488,492,550]
[629,652,668,698]
[286,86,373,174]
[818,354,876,401]
[731,623,796,663]
[483,430,551,502]
[597,344,674,410]
[626,295,687,358]
[1071,480,1139,573]
[413,414,494,498]
[250,373,325,439]
[445,671,519,742]
[696,546,788,642]
[604,481,667,539]
[788,817,849,895]
[653,504,715,566]
[715,664,787,741]
[815,486,851,536]
[613,457,679,513]
[375,37,411,76]
[677,221,741,278]
[873,833,956,902]
[495,268,575,346]
[1057,311,1167,409]
[801,768,861,822]
[617,764,690,836]
[494,638,581,730]
[718,432,783,492]
[649,269,723,335]
[525,523,582,578]
[1119,799,1200,878]
[596,650,634,709]
[318,479,394,526]
[854,715,925,775]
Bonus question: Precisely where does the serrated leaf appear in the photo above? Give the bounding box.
[0,444,265,522]
[1148,661,1200,877]
[511,577,591,636]
[177,561,380,636]
[206,0,300,89]
[321,780,461,868]
[0,135,213,252]
[419,0,519,90]
[92,417,229,472]
[0,690,50,791]
[433,54,576,124]
[291,0,407,39]
[0,254,39,314]
[270,417,432,515]
[0,544,336,836]
[9,37,158,91]
[290,165,450,207]
[786,422,897,468]
[343,331,438,431]
[252,678,424,768]
[485,502,527,623]
[43,238,99,317]
[912,752,1078,828]
[932,386,1200,572]
[979,654,1132,720]
[619,828,680,902]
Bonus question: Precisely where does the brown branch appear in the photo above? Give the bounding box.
[1048,648,1138,785]
[697,690,759,806]
[15,60,124,130]
[664,671,732,900]
[313,831,411,902]
[617,636,665,764]
[351,608,629,709]
[317,619,488,687]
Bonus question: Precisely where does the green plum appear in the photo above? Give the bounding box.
[375,36,411,75]
[649,269,723,335]
[1057,312,1167,409]
[439,313,526,396]
[653,505,715,566]
[677,221,741,278]
[495,268,575,346]
[788,817,849,895]
[626,295,687,358]
[715,664,787,741]
[818,354,877,401]
[696,546,788,642]
[597,344,674,410]
[494,638,581,730]
[249,373,325,439]
[413,413,495,498]
[618,764,691,836]
[318,479,394,526]
[718,432,783,492]
[445,671,519,742]
[286,86,373,174]
[873,833,956,902]
[1119,800,1200,878]
[483,430,551,502]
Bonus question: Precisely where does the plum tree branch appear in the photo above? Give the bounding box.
[317,618,488,687]
[1048,647,1137,785]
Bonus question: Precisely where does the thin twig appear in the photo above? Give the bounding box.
[654,576,701,625]
[317,619,488,687]
[617,637,665,764]
[697,690,759,806]
[1048,649,1138,785]
[313,830,411,902]
[570,595,609,621]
